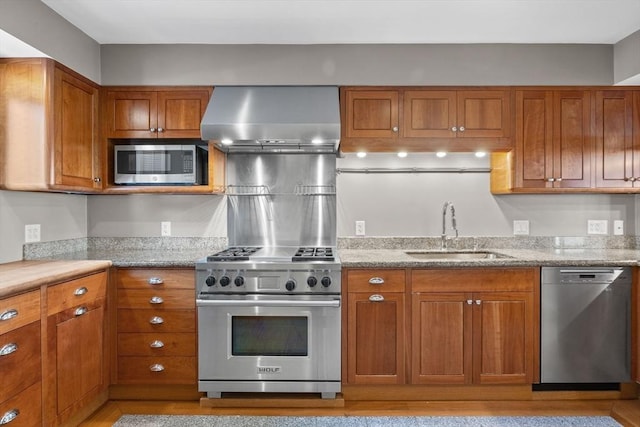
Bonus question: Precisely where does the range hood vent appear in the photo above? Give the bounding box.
[200,86,341,153]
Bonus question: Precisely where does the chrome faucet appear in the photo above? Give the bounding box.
[441,201,459,250]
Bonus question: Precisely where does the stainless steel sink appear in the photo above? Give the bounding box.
[404,251,510,260]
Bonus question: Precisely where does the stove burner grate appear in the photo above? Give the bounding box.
[292,247,335,262]
[207,247,262,261]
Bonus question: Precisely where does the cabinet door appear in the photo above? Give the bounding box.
[343,90,400,139]
[403,90,457,138]
[157,90,210,138]
[472,292,533,385]
[347,292,405,384]
[515,90,554,189]
[412,293,471,384]
[594,90,634,188]
[457,90,510,138]
[106,91,158,138]
[633,92,640,184]
[53,68,100,190]
[552,90,592,188]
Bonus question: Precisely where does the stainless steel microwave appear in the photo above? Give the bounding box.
[114,144,207,185]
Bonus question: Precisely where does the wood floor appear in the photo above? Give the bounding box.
[80,398,640,426]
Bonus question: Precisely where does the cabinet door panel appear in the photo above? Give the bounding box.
[344,90,399,138]
[595,91,633,188]
[117,309,195,333]
[0,321,41,404]
[347,292,405,384]
[553,91,591,188]
[107,91,157,138]
[458,90,510,138]
[54,68,99,189]
[157,90,210,138]
[473,292,533,384]
[403,90,456,138]
[412,293,471,384]
[515,91,553,188]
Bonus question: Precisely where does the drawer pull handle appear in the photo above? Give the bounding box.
[0,343,18,356]
[148,277,164,285]
[368,277,385,285]
[0,409,19,425]
[369,294,385,302]
[74,286,88,296]
[150,340,165,348]
[150,364,165,372]
[74,306,88,317]
[150,296,164,304]
[0,309,18,322]
[149,316,164,325]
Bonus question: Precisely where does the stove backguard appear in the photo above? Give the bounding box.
[226,153,336,248]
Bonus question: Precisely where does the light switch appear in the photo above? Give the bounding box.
[513,220,529,236]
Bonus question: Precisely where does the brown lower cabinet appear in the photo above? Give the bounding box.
[344,267,538,386]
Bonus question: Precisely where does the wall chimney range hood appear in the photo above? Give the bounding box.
[200,86,341,153]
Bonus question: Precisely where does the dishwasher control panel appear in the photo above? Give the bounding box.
[542,267,630,285]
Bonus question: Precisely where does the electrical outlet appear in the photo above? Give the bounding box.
[513,220,530,236]
[355,220,365,236]
[587,220,608,235]
[161,221,172,237]
[613,220,624,235]
[25,224,41,243]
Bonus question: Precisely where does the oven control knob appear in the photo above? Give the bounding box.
[205,276,216,287]
[219,276,231,287]
[321,276,332,288]
[234,276,245,287]
[307,276,318,287]
[285,279,296,291]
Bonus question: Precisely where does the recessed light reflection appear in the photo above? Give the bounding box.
[356,152,367,158]
[311,138,323,144]
[436,151,447,158]
[397,151,408,158]
[221,139,233,145]
[475,151,487,158]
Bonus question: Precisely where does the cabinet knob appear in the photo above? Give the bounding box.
[466,299,473,305]
[451,126,458,132]
[157,127,164,132]
[0,409,20,425]
[74,306,88,317]
[475,300,481,305]
[368,277,385,285]
[546,178,555,182]
[556,178,562,182]
[630,177,637,182]
[149,296,164,305]
[149,364,165,372]
[150,128,156,132]
[93,177,101,183]
[149,316,164,325]
[392,126,398,132]
[148,277,164,285]
[369,294,385,302]
[459,126,465,132]
[0,309,18,322]
[0,343,18,357]
[150,340,165,348]
[74,286,88,296]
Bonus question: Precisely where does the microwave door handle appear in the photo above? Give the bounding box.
[196,299,341,308]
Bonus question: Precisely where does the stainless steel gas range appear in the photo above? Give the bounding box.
[195,245,341,398]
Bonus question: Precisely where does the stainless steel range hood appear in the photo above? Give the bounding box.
[200,86,340,153]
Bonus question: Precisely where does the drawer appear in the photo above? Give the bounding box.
[0,290,40,336]
[117,269,194,290]
[0,322,41,404]
[347,269,406,292]
[0,381,42,427]
[47,271,107,315]
[117,309,195,333]
[411,268,536,292]
[118,332,196,357]
[117,356,196,384]
[117,289,195,310]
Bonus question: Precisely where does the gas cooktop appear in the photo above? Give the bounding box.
[205,246,336,262]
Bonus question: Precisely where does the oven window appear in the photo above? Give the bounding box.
[231,316,308,356]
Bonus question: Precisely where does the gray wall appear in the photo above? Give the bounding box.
[614,29,640,85]
[101,44,614,86]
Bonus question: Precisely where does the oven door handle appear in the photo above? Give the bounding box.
[197,299,341,308]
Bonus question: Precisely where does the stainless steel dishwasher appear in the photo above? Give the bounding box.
[540,267,631,384]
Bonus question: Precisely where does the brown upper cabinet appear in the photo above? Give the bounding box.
[340,87,512,152]
[104,88,211,139]
[0,58,102,192]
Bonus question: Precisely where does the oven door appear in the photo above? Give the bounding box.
[197,294,341,384]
